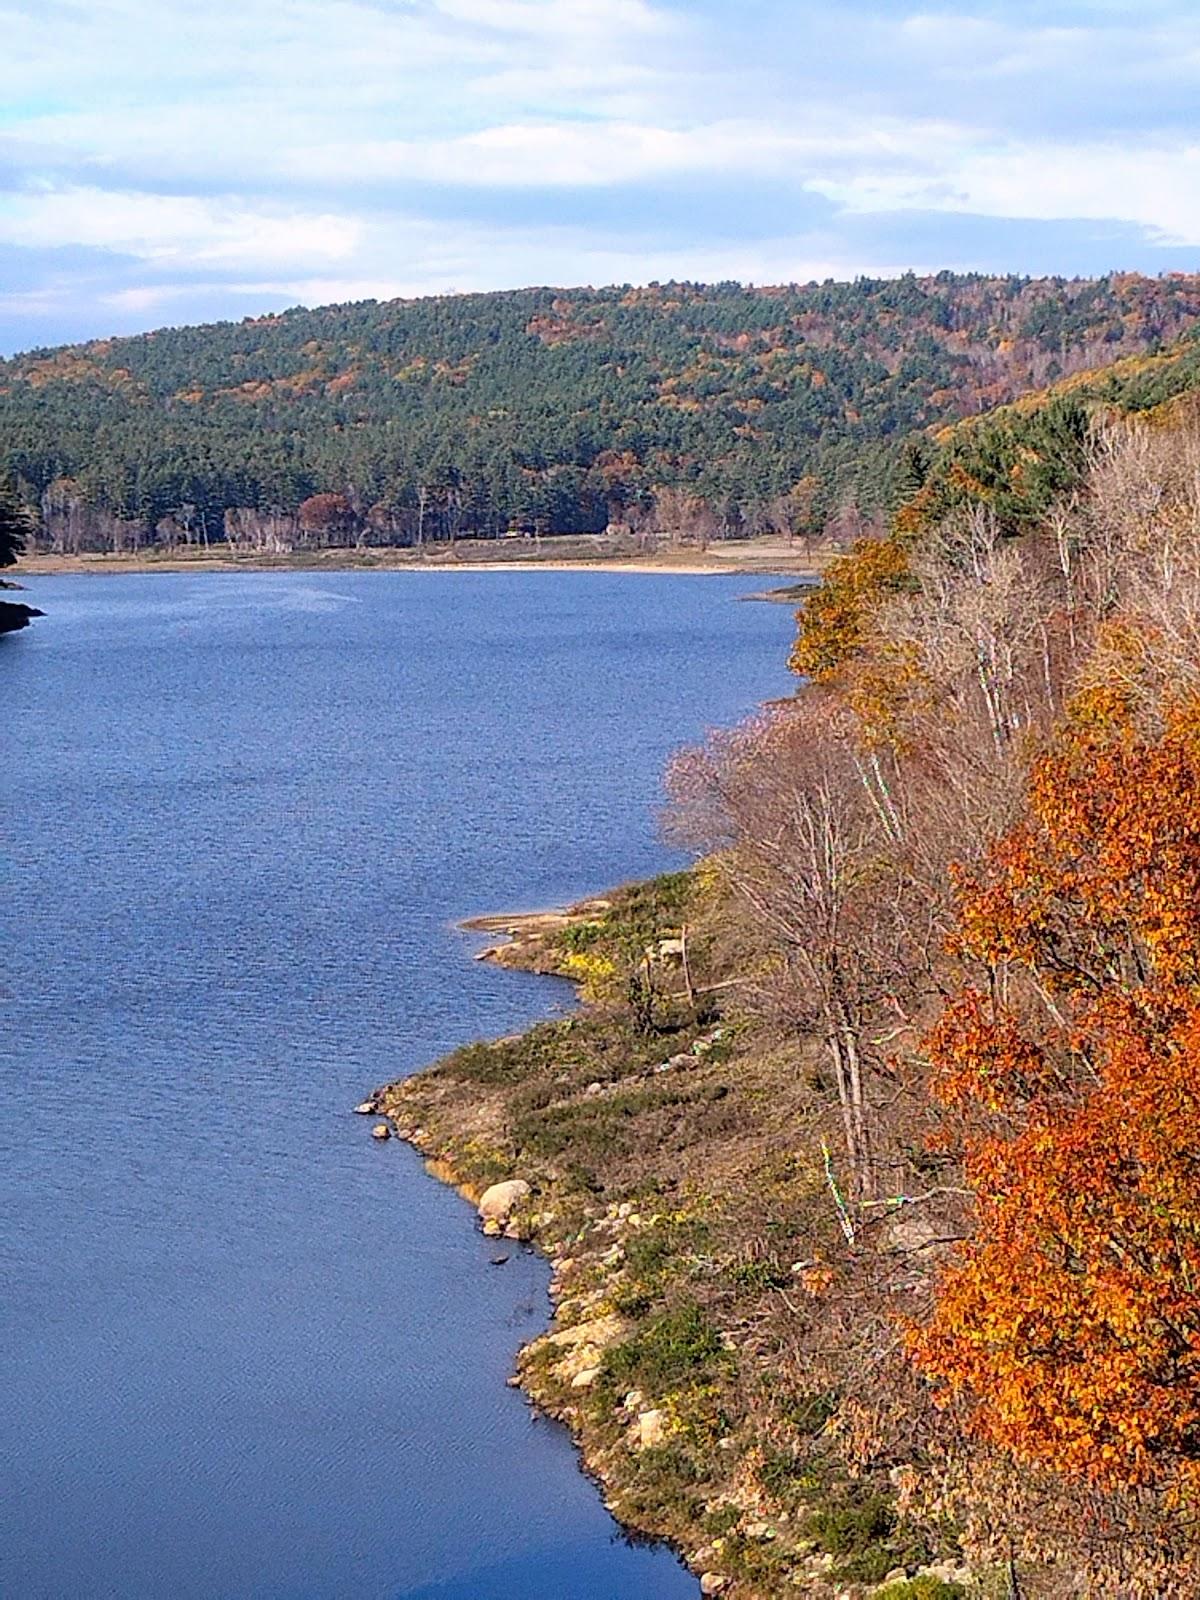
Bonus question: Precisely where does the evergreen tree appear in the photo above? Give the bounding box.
[0,490,31,567]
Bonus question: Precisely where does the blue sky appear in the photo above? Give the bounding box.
[1,0,1198,352]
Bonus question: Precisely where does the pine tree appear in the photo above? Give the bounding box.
[0,490,31,568]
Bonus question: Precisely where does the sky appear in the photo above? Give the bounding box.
[1,0,1199,353]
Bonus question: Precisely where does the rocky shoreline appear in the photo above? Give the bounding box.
[0,599,43,634]
[358,1071,725,1594]
[0,577,43,634]
[355,882,973,1600]
[357,896,727,1591]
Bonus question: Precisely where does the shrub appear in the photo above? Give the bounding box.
[558,919,605,953]
[603,1302,731,1392]
[804,1493,895,1556]
[876,1581,966,1600]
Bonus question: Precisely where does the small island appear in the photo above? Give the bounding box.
[0,590,43,634]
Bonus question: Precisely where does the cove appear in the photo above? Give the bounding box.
[2,570,795,1599]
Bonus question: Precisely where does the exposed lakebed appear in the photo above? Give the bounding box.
[3,571,794,1599]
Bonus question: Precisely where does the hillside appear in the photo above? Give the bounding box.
[4,273,1200,555]
[373,345,1200,1598]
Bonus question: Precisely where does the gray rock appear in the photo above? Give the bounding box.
[636,1409,666,1449]
[478,1178,531,1222]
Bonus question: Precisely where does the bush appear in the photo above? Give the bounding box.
[804,1493,894,1556]
[758,1447,812,1502]
[623,1441,709,1525]
[775,1387,837,1436]
[603,1301,731,1392]
[876,1581,966,1600]
[441,1024,561,1085]
[623,1214,713,1282]
[558,920,605,953]
[729,1258,792,1291]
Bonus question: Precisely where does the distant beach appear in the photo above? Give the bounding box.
[14,535,828,582]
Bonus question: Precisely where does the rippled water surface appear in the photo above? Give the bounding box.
[3,571,795,1599]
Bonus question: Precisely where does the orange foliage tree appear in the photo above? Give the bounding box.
[911,691,1200,1491]
[789,536,911,683]
[298,492,357,544]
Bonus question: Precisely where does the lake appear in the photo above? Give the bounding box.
[2,571,795,1599]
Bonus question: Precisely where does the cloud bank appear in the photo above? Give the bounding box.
[1,0,1197,350]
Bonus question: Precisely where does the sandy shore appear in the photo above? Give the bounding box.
[459,902,603,936]
[14,541,826,581]
[459,899,614,970]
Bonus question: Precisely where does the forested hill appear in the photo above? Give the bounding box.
[4,272,1200,554]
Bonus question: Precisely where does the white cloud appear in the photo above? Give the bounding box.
[4,0,1200,348]
[284,111,969,191]
[0,188,363,271]
[433,0,672,37]
[812,139,1200,248]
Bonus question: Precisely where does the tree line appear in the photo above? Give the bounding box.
[3,272,1199,554]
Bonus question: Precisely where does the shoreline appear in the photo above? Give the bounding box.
[376,893,705,1583]
[458,899,613,969]
[13,543,827,582]
[367,881,967,1599]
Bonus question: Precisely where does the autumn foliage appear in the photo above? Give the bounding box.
[788,535,911,682]
[672,368,1200,1588]
[912,694,1200,1491]
[298,492,357,542]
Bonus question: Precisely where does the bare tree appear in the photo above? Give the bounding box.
[669,700,930,1200]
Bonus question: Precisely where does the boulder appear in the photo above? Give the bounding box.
[550,1332,605,1383]
[699,1575,729,1595]
[477,1179,531,1223]
[571,1367,601,1388]
[371,1122,391,1141]
[885,1212,942,1254]
[353,1100,377,1115]
[918,1561,973,1587]
[637,1409,666,1449]
[548,1314,623,1351]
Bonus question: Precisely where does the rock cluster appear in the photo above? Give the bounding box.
[477,1178,532,1239]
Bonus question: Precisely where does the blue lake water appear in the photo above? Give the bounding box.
[2,571,795,1600]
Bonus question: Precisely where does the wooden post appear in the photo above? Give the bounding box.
[680,923,696,1008]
